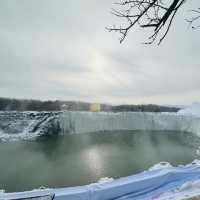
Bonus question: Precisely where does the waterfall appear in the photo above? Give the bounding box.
[0,111,200,141]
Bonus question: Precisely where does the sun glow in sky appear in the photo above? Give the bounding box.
[0,0,199,105]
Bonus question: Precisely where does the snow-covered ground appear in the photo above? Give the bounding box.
[178,103,200,117]
[154,180,200,200]
[149,160,200,200]
[1,160,200,200]
[155,103,200,199]
[0,111,61,141]
[153,101,200,199]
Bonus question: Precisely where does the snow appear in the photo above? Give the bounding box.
[178,103,200,117]
[0,111,61,141]
[154,180,200,200]
[148,162,173,171]
[149,160,200,199]
[97,177,114,184]
[1,161,200,200]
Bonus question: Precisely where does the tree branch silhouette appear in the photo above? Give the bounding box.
[186,7,200,29]
[107,0,199,44]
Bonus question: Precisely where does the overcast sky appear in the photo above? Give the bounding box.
[0,0,199,105]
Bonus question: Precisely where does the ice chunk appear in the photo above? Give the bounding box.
[149,162,173,171]
[98,177,114,183]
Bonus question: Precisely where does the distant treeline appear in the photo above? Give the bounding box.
[111,105,180,112]
[0,98,61,111]
[0,97,180,112]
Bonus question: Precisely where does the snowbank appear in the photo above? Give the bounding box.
[1,161,200,200]
[154,180,200,200]
[178,103,200,117]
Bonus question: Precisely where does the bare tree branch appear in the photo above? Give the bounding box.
[106,0,199,44]
[186,7,200,29]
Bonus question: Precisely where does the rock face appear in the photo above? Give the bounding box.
[0,111,61,141]
[0,111,200,141]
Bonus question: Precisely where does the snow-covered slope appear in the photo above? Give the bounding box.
[155,179,200,200]
[0,111,61,141]
[178,103,200,117]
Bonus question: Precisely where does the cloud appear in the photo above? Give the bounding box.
[0,0,199,105]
